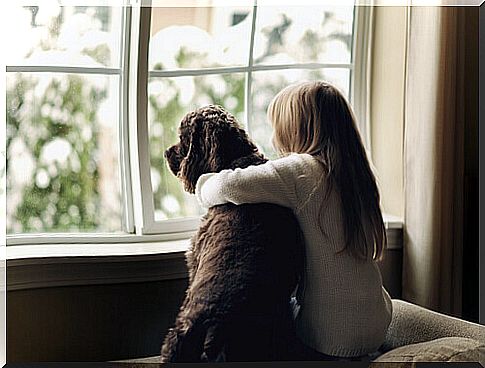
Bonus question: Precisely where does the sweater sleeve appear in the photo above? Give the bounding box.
[195,154,310,210]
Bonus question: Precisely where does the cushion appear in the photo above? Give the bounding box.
[382,300,485,352]
[112,355,160,364]
[373,337,484,366]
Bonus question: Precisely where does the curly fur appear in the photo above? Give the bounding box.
[161,105,305,362]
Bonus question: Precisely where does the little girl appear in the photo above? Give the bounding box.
[195,81,392,360]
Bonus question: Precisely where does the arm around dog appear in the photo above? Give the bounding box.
[195,153,317,210]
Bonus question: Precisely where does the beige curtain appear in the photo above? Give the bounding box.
[403,7,466,317]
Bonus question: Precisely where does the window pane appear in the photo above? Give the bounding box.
[250,68,350,158]
[6,6,123,68]
[6,73,122,234]
[149,7,252,70]
[253,6,354,65]
[148,73,246,220]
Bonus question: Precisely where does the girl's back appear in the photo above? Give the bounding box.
[290,154,392,357]
[196,80,393,358]
[198,152,392,357]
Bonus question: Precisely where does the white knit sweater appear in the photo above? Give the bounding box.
[195,153,392,357]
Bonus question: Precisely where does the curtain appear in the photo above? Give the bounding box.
[402,6,466,317]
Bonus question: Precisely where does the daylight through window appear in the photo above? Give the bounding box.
[6,3,361,241]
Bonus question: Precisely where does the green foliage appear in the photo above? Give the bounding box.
[6,6,353,231]
[83,44,111,67]
[6,74,109,233]
[6,6,122,234]
[148,70,246,219]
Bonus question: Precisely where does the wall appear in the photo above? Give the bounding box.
[7,278,188,362]
[369,6,407,219]
[370,6,479,323]
[150,7,213,36]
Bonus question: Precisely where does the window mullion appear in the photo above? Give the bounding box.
[147,62,352,79]
[128,3,153,235]
[5,66,121,75]
[245,1,258,135]
[119,5,135,233]
[149,66,249,78]
[136,5,157,234]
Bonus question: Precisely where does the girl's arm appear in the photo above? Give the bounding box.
[195,153,315,210]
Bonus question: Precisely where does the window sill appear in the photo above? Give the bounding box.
[5,215,403,291]
[6,239,190,260]
[383,214,403,230]
[6,240,191,291]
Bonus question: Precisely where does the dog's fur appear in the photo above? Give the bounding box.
[161,105,304,363]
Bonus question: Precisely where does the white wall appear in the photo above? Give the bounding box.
[370,6,407,219]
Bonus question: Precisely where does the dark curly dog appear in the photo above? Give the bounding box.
[161,105,304,363]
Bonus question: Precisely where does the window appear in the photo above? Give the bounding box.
[6,5,130,239]
[6,3,370,244]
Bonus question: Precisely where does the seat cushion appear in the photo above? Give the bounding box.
[373,337,484,366]
[382,300,485,352]
[115,337,485,365]
[113,355,160,364]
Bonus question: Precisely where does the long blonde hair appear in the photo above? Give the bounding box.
[268,81,386,261]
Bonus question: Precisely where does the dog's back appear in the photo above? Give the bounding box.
[161,202,304,362]
[161,105,305,362]
[208,203,304,361]
[197,202,303,311]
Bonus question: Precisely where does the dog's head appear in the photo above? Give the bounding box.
[164,104,264,193]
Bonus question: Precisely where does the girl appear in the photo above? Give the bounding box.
[195,81,392,360]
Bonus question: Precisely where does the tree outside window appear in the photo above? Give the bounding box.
[6,4,354,235]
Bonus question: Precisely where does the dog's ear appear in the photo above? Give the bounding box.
[205,119,258,167]
[203,121,228,172]
[229,125,259,159]
[178,106,259,193]
[179,118,235,193]
[178,115,209,194]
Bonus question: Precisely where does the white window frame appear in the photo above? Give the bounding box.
[137,3,374,235]
[6,6,136,246]
[6,2,373,245]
